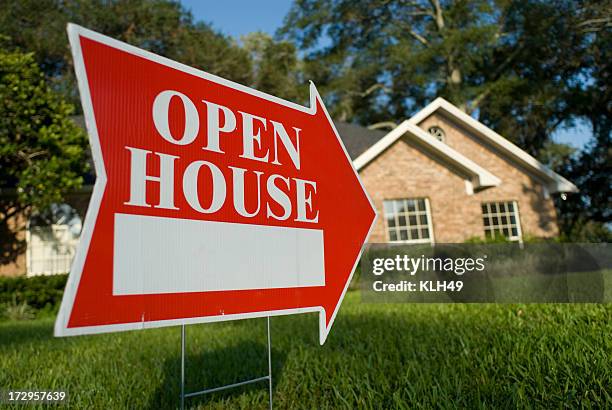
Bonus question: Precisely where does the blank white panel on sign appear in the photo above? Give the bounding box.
[113,213,325,295]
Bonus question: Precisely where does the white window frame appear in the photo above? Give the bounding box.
[383,198,435,244]
[26,204,81,276]
[481,200,523,242]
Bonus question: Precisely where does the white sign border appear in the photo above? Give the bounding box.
[54,23,377,345]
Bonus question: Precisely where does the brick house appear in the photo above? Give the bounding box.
[0,98,576,276]
[339,97,576,244]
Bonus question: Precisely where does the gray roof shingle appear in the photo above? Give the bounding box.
[333,121,387,160]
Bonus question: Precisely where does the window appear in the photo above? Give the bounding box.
[481,201,522,241]
[27,203,82,276]
[427,126,446,142]
[384,198,434,243]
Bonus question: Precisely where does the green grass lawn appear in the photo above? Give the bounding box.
[1,292,611,409]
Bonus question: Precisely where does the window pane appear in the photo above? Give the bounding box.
[483,217,490,227]
[499,203,506,212]
[510,215,516,224]
[492,216,499,225]
[389,230,397,241]
[491,203,498,213]
[395,201,405,213]
[384,198,432,243]
[502,228,510,237]
[511,227,518,237]
[383,201,395,214]
[481,204,488,214]
[501,215,507,225]
[508,202,514,212]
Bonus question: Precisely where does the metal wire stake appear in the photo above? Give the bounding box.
[267,316,272,410]
[180,319,272,409]
[181,324,185,410]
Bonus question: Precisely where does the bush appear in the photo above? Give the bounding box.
[464,233,560,244]
[0,274,67,312]
[2,295,35,321]
[464,234,512,244]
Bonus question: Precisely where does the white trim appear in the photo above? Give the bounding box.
[408,98,578,193]
[55,24,377,346]
[311,82,378,345]
[424,197,435,244]
[465,180,474,195]
[514,201,524,244]
[25,218,32,275]
[354,120,410,170]
[354,121,501,189]
[55,24,108,339]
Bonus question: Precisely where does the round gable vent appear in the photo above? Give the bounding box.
[427,126,446,142]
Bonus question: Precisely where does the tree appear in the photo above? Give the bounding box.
[282,1,592,148]
[0,0,315,107]
[0,0,253,107]
[0,45,88,264]
[282,0,512,124]
[283,0,610,240]
[550,1,611,241]
[242,32,307,103]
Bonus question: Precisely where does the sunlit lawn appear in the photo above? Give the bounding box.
[1,292,611,408]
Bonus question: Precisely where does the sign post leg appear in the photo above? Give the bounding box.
[178,318,273,408]
[181,324,186,410]
[267,316,273,410]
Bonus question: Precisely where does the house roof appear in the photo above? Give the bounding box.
[353,98,578,193]
[353,121,501,189]
[333,121,387,159]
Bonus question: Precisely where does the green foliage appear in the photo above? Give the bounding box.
[0,295,610,407]
[557,218,612,243]
[538,141,577,170]
[0,274,67,312]
[0,47,87,214]
[464,234,514,244]
[0,0,302,106]
[2,295,35,321]
[553,125,610,242]
[282,1,594,144]
[464,233,561,244]
[283,0,609,240]
[242,32,307,103]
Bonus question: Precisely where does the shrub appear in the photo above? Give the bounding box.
[0,274,67,312]
[2,295,35,321]
[464,232,513,244]
[464,234,560,244]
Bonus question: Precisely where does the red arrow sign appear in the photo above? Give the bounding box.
[55,24,376,344]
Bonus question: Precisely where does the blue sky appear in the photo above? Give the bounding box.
[180,0,292,39]
[180,0,591,150]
